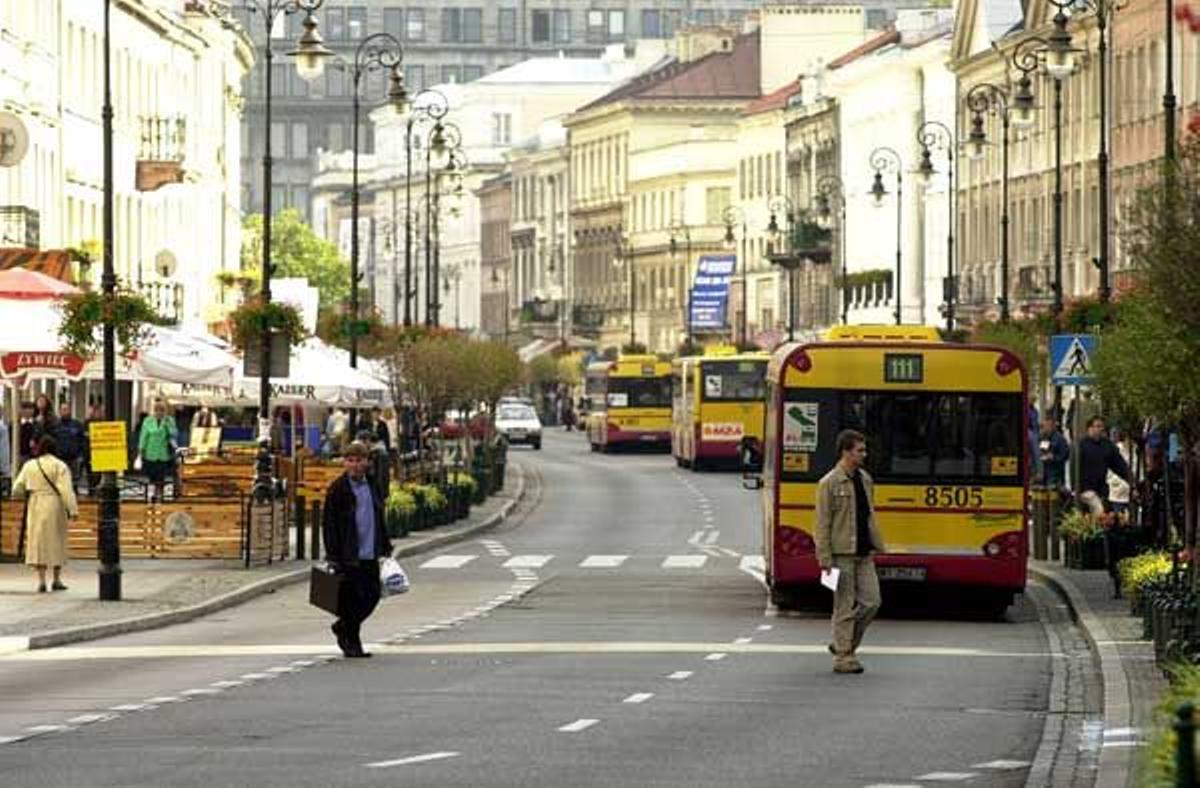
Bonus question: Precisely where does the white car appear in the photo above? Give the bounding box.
[495,403,543,449]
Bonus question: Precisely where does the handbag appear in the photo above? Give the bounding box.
[309,565,347,615]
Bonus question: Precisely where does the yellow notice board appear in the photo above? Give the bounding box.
[89,421,128,473]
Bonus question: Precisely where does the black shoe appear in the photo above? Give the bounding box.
[37,583,46,594]
[346,649,373,659]
[331,621,352,656]
[51,582,67,591]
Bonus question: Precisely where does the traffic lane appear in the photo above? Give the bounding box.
[0,635,1048,788]
[0,573,515,736]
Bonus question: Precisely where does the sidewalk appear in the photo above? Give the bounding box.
[1030,559,1166,788]
[0,462,526,653]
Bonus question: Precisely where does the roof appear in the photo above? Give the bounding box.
[0,250,75,283]
[577,30,761,113]
[742,77,800,117]
[827,27,901,70]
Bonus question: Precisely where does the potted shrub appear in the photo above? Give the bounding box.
[57,289,161,358]
[1059,510,1107,569]
[228,296,307,354]
[1118,551,1173,616]
[385,486,417,538]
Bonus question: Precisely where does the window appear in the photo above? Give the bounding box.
[554,9,570,43]
[701,361,767,402]
[270,186,286,215]
[705,187,730,224]
[326,68,345,97]
[406,8,425,41]
[270,122,287,155]
[641,9,661,38]
[327,122,345,151]
[291,122,308,159]
[463,64,483,82]
[587,9,604,43]
[324,7,345,40]
[866,8,889,28]
[464,8,482,42]
[608,378,672,408]
[292,186,310,217]
[405,64,425,92]
[346,6,366,39]
[442,8,461,42]
[663,9,681,38]
[383,8,403,38]
[532,10,550,43]
[609,9,625,37]
[499,8,517,43]
[270,63,288,95]
[694,9,714,25]
[441,65,462,84]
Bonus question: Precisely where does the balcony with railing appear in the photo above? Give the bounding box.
[136,115,187,192]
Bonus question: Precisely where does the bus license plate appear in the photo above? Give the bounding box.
[640,434,658,441]
[878,566,926,582]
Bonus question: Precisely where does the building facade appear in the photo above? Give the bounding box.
[237,0,763,223]
[0,0,253,325]
[477,173,512,339]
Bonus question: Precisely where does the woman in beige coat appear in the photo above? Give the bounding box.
[12,435,78,593]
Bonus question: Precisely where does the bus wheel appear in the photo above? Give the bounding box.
[769,585,807,611]
[979,593,1012,622]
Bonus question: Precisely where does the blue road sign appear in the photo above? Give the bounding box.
[1049,334,1098,385]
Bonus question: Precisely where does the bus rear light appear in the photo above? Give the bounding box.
[776,527,815,557]
[790,350,812,373]
[995,351,1020,377]
[983,531,1024,560]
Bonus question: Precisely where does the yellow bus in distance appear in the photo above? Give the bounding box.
[672,347,769,470]
[585,354,673,452]
[751,325,1029,616]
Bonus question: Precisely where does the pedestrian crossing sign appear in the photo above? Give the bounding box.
[1049,334,1098,385]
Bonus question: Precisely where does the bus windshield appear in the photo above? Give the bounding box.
[608,377,672,408]
[839,390,1024,484]
[702,361,766,402]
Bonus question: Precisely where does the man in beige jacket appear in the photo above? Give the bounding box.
[815,429,886,674]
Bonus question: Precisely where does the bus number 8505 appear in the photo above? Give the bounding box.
[924,486,984,509]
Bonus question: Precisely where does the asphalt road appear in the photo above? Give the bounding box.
[0,430,1081,787]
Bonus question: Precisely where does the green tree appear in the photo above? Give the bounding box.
[241,209,350,315]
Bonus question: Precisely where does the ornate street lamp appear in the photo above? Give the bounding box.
[815,175,847,325]
[868,146,903,325]
[401,89,448,327]
[965,82,1012,323]
[915,120,956,332]
[668,221,693,345]
[491,265,510,342]
[611,234,635,348]
[347,33,406,367]
[424,122,463,327]
[722,205,748,345]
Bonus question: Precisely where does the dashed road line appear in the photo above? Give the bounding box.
[971,760,1031,770]
[365,751,461,769]
[579,555,628,568]
[733,637,753,645]
[914,773,979,782]
[557,718,599,733]
[667,671,694,680]
[623,693,654,704]
[662,555,707,569]
[504,555,553,568]
[420,554,478,569]
[704,652,727,661]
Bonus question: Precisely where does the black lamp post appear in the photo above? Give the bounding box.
[868,146,903,325]
[965,82,1012,322]
[612,234,635,348]
[722,204,747,345]
[915,121,956,332]
[347,33,407,367]
[214,1,331,506]
[425,122,464,327]
[815,175,847,325]
[491,265,510,342]
[668,221,692,346]
[402,90,448,327]
[98,0,120,600]
[1165,0,1177,164]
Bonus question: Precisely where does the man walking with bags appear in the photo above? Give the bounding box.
[815,429,886,674]
[322,441,392,658]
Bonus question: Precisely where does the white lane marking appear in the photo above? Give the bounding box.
[290,660,316,667]
[739,555,767,587]
[180,688,221,696]
[757,624,773,631]
[503,555,553,568]
[687,530,705,546]
[240,673,272,680]
[623,693,654,704]
[579,554,628,568]
[733,637,753,645]
[703,531,719,545]
[971,760,1031,770]
[1102,741,1146,748]
[211,680,245,689]
[108,703,150,712]
[68,713,116,724]
[266,666,296,673]
[864,784,921,788]
[0,734,32,744]
[365,751,460,769]
[705,652,727,661]
[25,724,68,734]
[719,547,741,558]
[667,671,693,680]
[662,555,707,569]
[419,554,476,569]
[915,773,979,781]
[145,696,182,704]
[0,636,29,655]
[1104,727,1143,739]
[557,718,599,733]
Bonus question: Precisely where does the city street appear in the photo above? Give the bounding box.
[0,431,1096,787]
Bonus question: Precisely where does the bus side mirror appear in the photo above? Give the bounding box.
[742,473,764,491]
[739,437,762,470]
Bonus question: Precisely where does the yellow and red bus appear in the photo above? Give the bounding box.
[754,325,1028,614]
[672,347,769,470]
[585,354,674,452]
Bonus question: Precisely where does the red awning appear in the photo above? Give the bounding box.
[0,267,80,299]
[0,249,76,284]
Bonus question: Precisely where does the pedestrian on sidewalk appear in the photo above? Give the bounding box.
[322,440,392,658]
[1038,416,1071,493]
[1077,416,1132,512]
[815,429,885,675]
[52,402,86,491]
[11,435,78,593]
[137,399,178,502]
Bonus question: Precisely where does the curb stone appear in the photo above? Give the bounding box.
[23,461,529,651]
[1029,565,1133,788]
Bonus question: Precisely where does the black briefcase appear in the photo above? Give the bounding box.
[309,566,346,615]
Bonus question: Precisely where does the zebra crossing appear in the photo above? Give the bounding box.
[412,552,767,574]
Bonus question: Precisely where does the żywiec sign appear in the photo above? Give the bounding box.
[1,352,87,380]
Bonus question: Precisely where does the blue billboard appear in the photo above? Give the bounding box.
[689,254,736,330]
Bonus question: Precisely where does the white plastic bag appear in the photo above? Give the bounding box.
[380,557,410,597]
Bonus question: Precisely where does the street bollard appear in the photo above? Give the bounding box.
[310,501,322,560]
[1032,485,1050,561]
[295,500,306,560]
[1177,702,1196,787]
[1048,491,1061,562]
